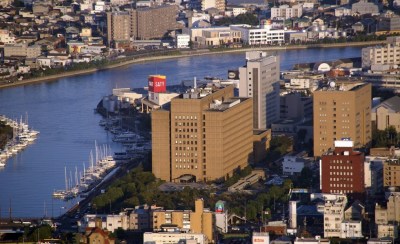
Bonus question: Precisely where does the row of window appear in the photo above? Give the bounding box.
[175,164,198,169]
[174,115,197,120]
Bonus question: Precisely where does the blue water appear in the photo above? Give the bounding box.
[0,47,362,217]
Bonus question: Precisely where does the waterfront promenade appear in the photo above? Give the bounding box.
[0,41,383,90]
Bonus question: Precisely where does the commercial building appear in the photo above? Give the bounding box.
[107,5,178,46]
[239,51,280,129]
[323,194,347,238]
[196,28,241,47]
[320,140,365,195]
[231,21,285,45]
[152,199,213,241]
[141,75,179,113]
[371,96,400,131]
[313,82,371,157]
[271,4,303,20]
[151,85,253,182]
[383,159,400,187]
[362,36,400,69]
[106,11,131,46]
[131,5,179,40]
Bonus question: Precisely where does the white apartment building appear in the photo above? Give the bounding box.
[271,4,303,20]
[231,22,285,45]
[340,221,363,239]
[78,213,129,232]
[323,194,347,238]
[362,37,400,69]
[282,156,304,175]
[176,34,190,48]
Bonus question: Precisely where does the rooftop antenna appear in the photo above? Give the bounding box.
[194,77,197,89]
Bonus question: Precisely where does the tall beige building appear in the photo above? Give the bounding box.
[152,199,213,242]
[313,82,371,157]
[152,85,253,182]
[239,51,280,129]
[106,11,131,46]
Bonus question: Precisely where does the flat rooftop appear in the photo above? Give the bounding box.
[206,98,249,112]
[317,81,367,92]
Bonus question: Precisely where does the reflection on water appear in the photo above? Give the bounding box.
[0,47,362,217]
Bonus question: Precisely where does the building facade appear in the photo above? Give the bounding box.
[362,37,400,69]
[152,85,253,182]
[271,4,303,20]
[131,5,179,40]
[107,5,178,46]
[320,140,365,195]
[231,23,285,45]
[313,82,371,156]
[106,11,131,46]
[323,194,347,238]
[384,159,400,187]
[371,96,400,131]
[152,199,213,241]
[239,51,280,129]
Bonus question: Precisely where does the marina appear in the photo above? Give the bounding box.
[0,115,39,167]
[0,47,362,217]
[52,143,117,201]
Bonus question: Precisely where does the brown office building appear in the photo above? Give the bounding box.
[152,85,253,182]
[107,5,178,46]
[383,159,400,187]
[313,82,371,157]
[107,11,131,46]
[320,140,365,195]
[130,5,179,40]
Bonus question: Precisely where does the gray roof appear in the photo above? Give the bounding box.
[372,96,400,113]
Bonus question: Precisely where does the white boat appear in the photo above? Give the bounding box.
[0,161,5,167]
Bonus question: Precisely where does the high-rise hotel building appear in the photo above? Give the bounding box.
[313,82,371,157]
[151,85,253,182]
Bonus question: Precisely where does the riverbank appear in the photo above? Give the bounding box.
[0,41,384,90]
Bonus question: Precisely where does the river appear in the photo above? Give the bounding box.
[0,47,362,218]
